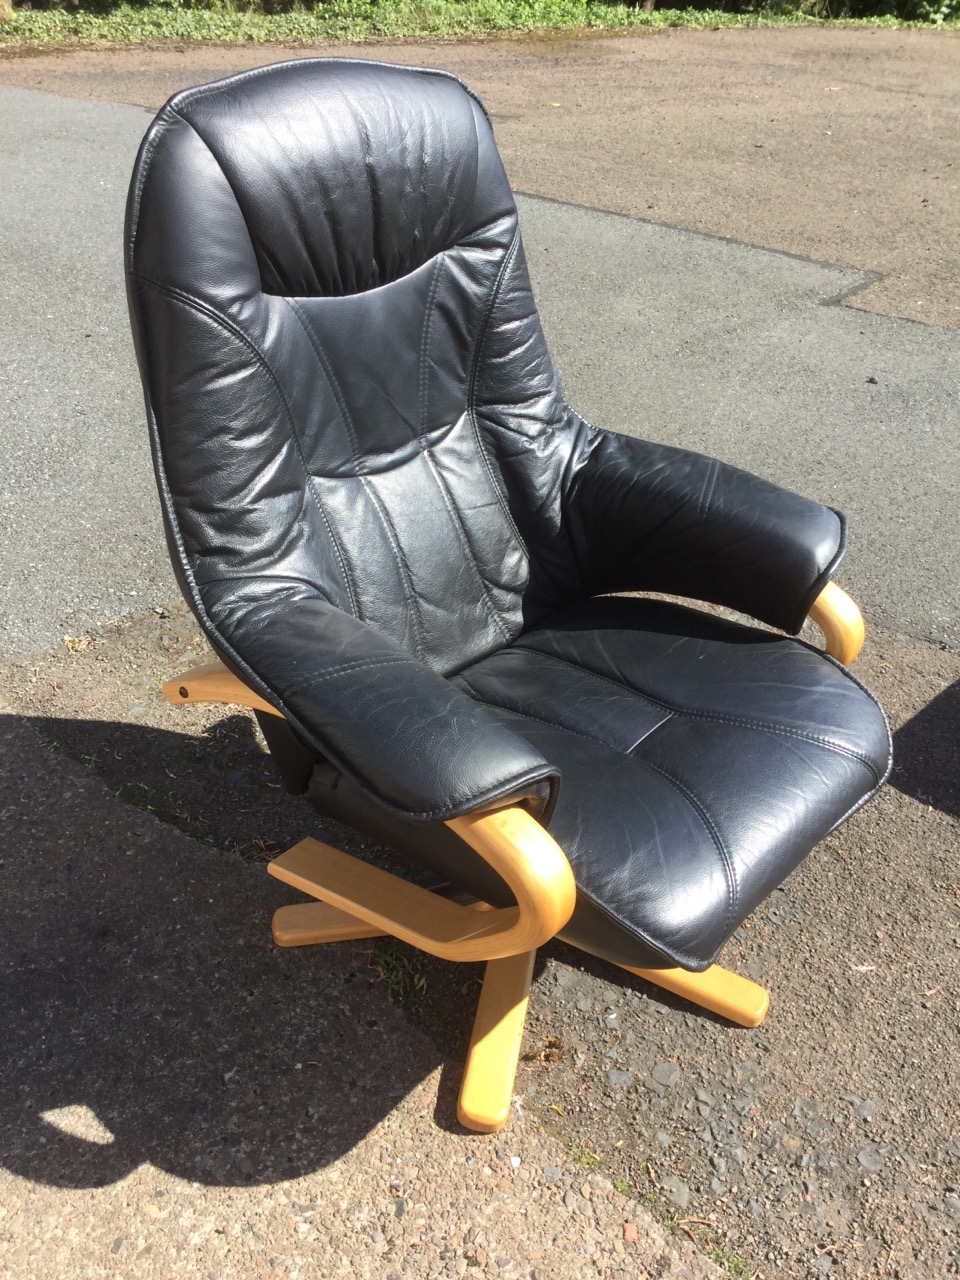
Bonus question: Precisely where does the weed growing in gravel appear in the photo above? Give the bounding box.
[566,1138,605,1171]
[706,1239,752,1277]
[367,938,415,1004]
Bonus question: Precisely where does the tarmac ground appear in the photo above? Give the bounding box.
[1,29,958,1280]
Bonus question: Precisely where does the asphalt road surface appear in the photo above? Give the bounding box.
[1,37,958,652]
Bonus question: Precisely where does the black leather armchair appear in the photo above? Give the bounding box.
[126,58,891,1132]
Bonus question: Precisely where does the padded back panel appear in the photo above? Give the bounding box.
[126,59,576,673]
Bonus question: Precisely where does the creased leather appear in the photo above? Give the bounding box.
[561,434,846,635]
[306,596,891,970]
[204,581,558,820]
[455,596,891,968]
[126,57,889,884]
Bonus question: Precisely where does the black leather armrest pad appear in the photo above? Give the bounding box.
[564,428,846,635]
[202,584,559,822]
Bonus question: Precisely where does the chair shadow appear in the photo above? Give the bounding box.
[0,713,442,1191]
[0,691,797,1189]
[890,678,960,818]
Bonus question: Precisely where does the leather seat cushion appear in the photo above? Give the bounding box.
[449,596,891,971]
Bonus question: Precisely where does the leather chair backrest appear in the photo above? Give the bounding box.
[126,59,579,675]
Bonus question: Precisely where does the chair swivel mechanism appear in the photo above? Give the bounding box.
[125,59,892,1133]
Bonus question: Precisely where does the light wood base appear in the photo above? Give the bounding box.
[160,616,857,1133]
[273,900,385,947]
[619,961,769,1028]
[270,889,534,1134]
[162,661,282,717]
[458,950,536,1133]
[269,883,769,1132]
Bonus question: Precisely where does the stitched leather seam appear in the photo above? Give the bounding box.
[456,682,635,755]
[423,448,514,644]
[293,655,412,684]
[818,646,894,782]
[169,69,491,300]
[511,645,884,784]
[132,274,362,619]
[418,255,443,437]
[630,757,739,936]
[404,765,557,822]
[415,257,512,647]
[561,887,705,973]
[170,58,492,123]
[288,297,429,662]
[550,414,618,598]
[825,770,890,834]
[466,227,530,559]
[459,690,738,933]
[127,111,174,253]
[151,115,362,619]
[698,457,720,520]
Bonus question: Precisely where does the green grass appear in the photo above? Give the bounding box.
[566,1137,605,1171]
[3,0,950,49]
[367,937,415,1004]
[707,1240,751,1277]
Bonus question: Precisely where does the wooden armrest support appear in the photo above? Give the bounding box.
[162,661,282,718]
[268,807,576,963]
[808,581,865,666]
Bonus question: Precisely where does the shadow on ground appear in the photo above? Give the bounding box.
[0,712,448,1191]
[891,677,960,818]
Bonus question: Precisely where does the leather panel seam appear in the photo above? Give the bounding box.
[562,886,707,973]
[698,457,721,520]
[418,255,444,439]
[466,227,531,560]
[630,757,739,940]
[460,692,738,945]
[456,679,652,756]
[818,648,894,783]
[277,654,413,685]
[131,273,361,618]
[127,110,176,256]
[416,258,511,645]
[511,644,884,784]
[138,86,359,594]
[172,58,493,132]
[288,296,429,661]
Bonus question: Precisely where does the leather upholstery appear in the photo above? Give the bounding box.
[127,58,891,970]
[298,597,890,970]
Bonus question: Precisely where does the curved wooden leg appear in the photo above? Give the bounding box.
[458,950,536,1134]
[619,962,769,1028]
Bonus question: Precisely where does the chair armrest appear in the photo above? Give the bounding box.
[563,427,846,635]
[166,657,577,959]
[268,805,576,962]
[162,589,558,823]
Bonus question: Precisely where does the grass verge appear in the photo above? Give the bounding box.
[2,0,949,50]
